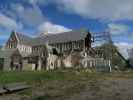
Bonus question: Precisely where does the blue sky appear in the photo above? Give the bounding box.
[0,0,133,57]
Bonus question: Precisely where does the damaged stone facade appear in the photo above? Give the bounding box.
[1,29,111,71]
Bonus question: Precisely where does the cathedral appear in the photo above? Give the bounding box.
[0,29,111,71]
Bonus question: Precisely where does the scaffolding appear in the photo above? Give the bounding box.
[91,31,113,72]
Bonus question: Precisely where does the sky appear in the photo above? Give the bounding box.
[0,0,133,58]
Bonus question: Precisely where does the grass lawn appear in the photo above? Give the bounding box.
[0,70,133,100]
[0,70,133,84]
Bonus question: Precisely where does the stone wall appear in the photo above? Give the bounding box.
[3,58,11,71]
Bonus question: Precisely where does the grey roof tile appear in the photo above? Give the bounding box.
[13,29,89,46]
[33,29,89,46]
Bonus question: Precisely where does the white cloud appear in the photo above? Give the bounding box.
[1,2,70,34]
[29,0,38,4]
[9,3,45,27]
[115,42,133,59]
[55,0,133,20]
[0,13,23,30]
[38,21,71,34]
[28,0,50,5]
[108,23,129,35]
[2,0,133,30]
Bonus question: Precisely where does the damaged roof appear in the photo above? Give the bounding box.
[12,29,90,46]
[33,29,90,46]
[15,32,33,45]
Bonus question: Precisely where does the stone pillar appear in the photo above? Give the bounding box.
[90,60,92,67]
[62,43,64,52]
[46,56,50,71]
[108,60,112,72]
[32,64,36,70]
[38,58,42,71]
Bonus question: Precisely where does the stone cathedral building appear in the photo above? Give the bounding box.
[0,29,111,71]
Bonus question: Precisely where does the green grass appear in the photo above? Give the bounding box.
[0,71,67,84]
[0,70,133,84]
[0,70,101,84]
[0,70,133,99]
